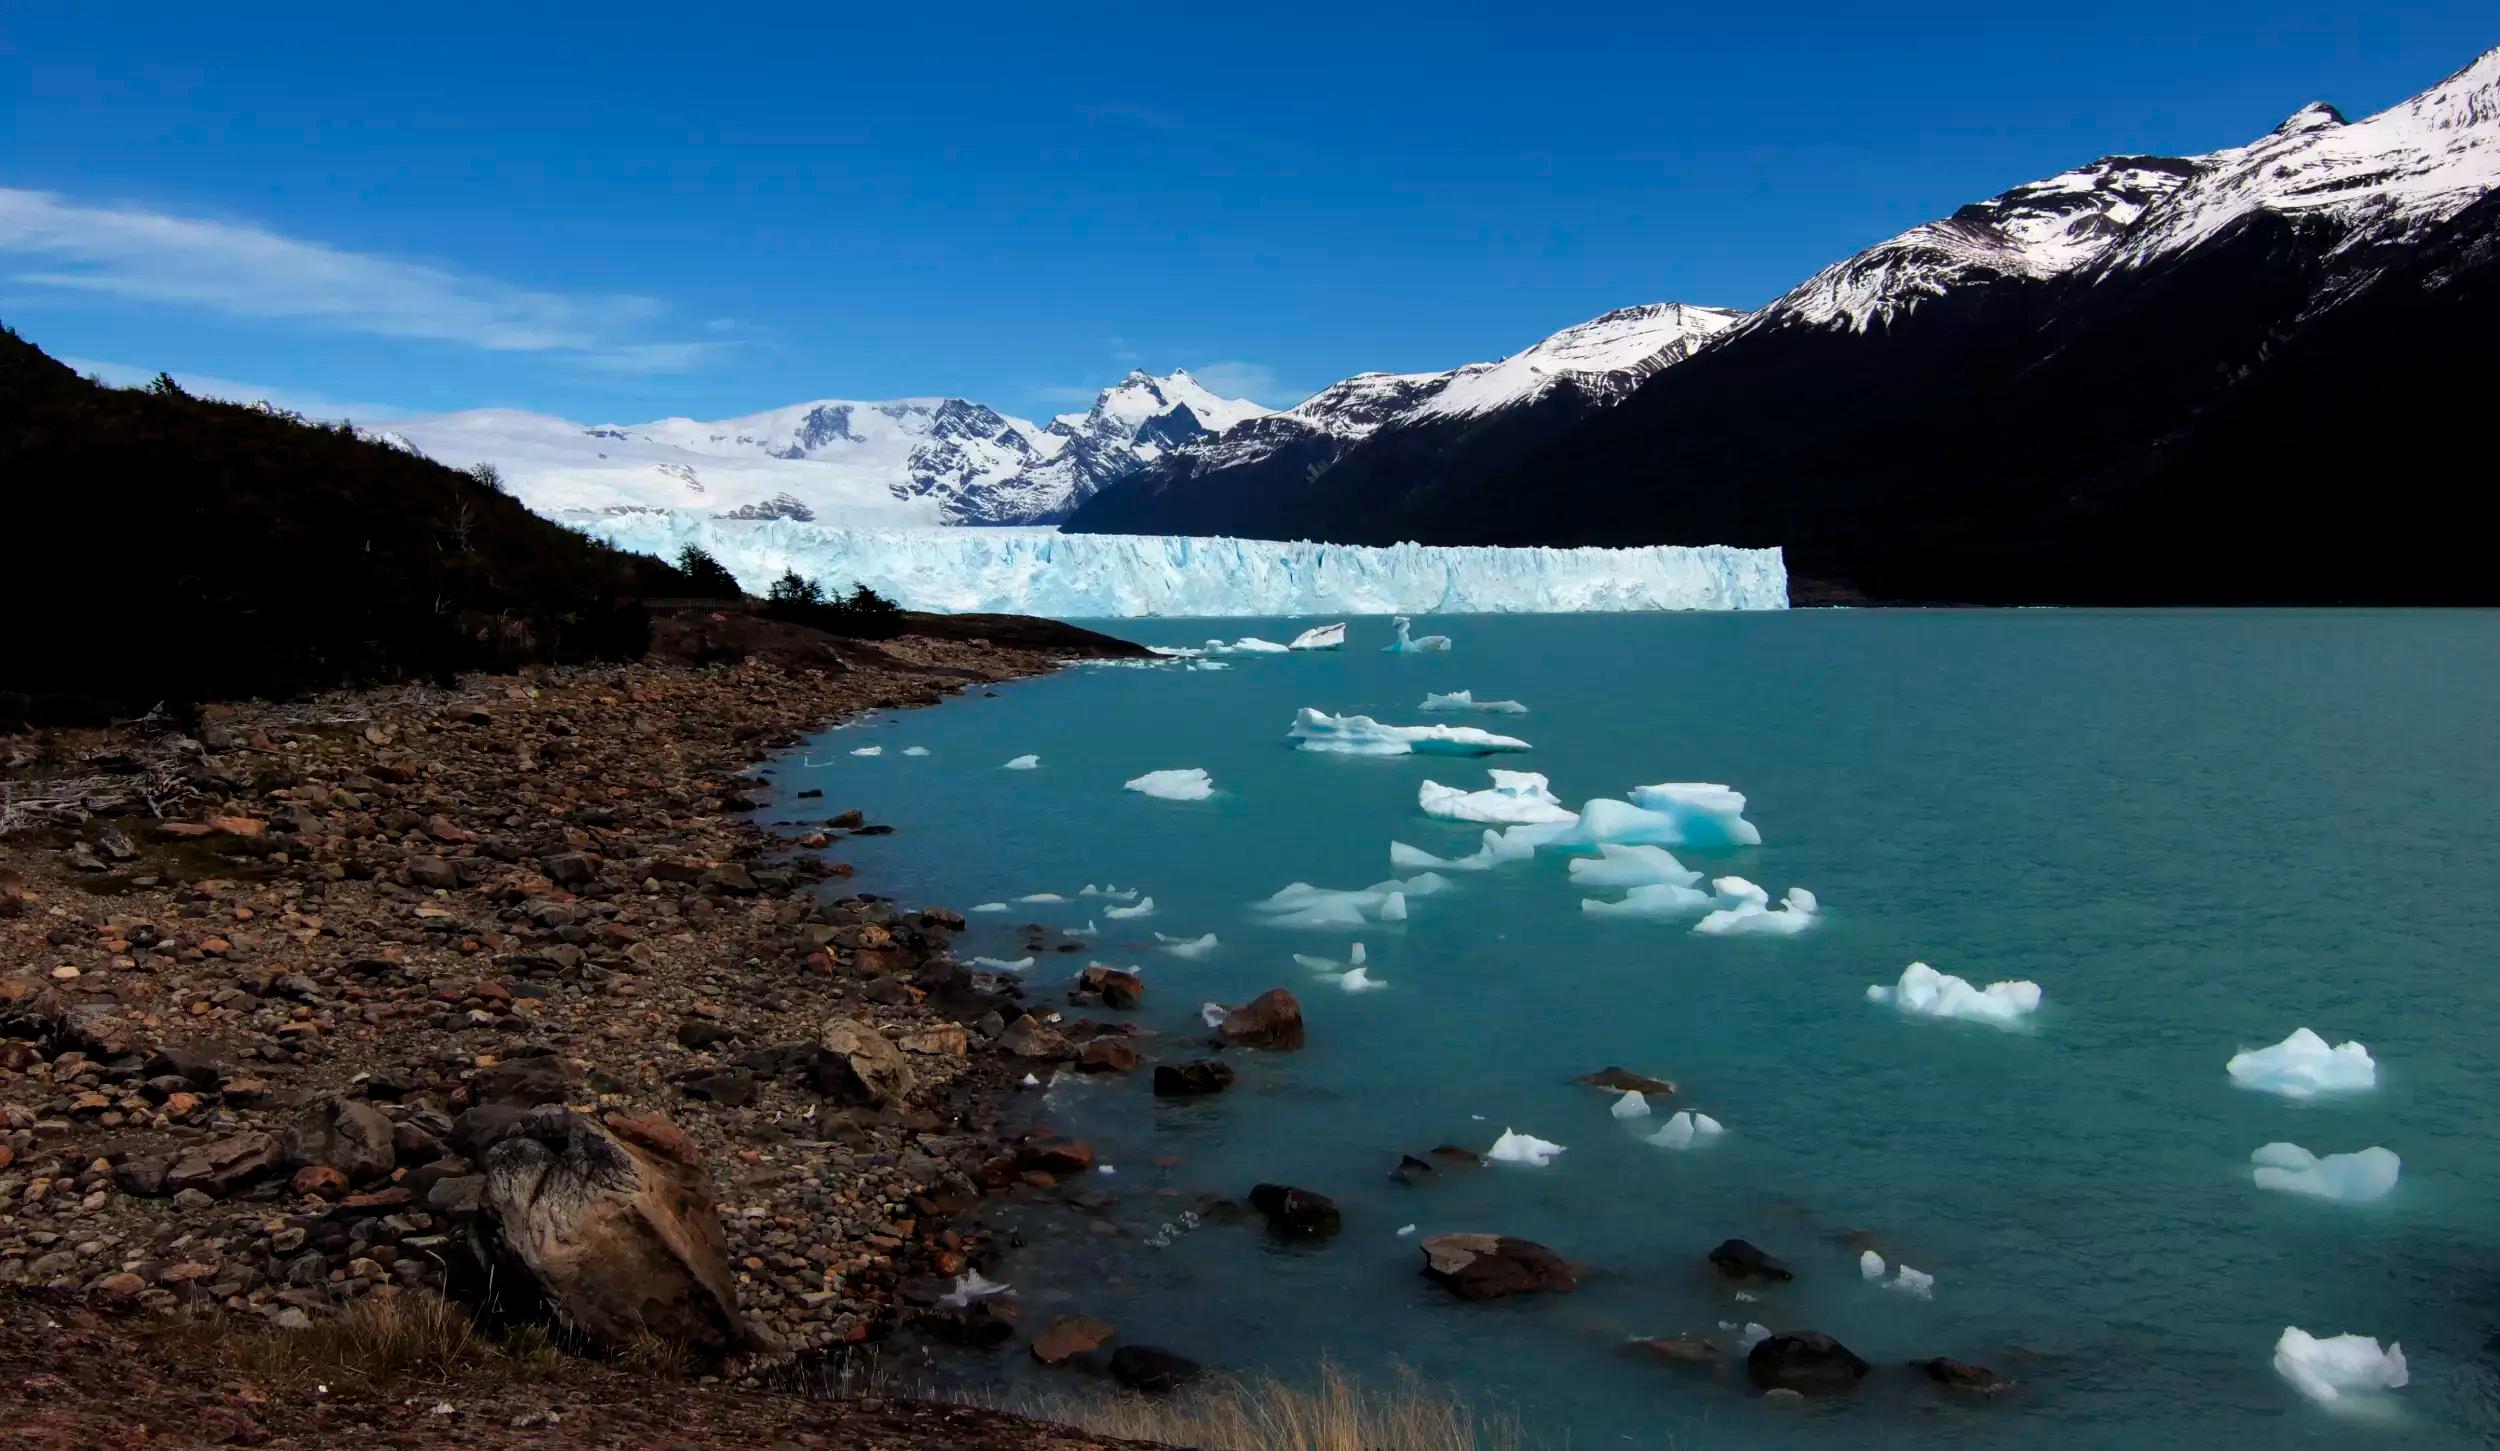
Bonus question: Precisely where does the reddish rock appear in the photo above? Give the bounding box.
[1216,988,1305,1050]
[1418,1233,1577,1300]
[1076,1039,1141,1074]
[1030,1315,1116,1365]
[290,1164,348,1198]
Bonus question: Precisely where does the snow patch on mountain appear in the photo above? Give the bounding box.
[948,369,1270,524]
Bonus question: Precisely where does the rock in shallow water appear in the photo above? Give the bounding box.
[1110,1345,1202,1393]
[1249,1183,1342,1238]
[1748,1332,1870,1393]
[1419,1233,1577,1300]
[1153,1059,1236,1097]
[1216,988,1306,1050]
[1708,1238,1794,1282]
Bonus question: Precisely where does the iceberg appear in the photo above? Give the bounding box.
[1287,708,1530,757]
[1204,636,1291,655]
[1580,881,1717,918]
[970,901,1008,913]
[1126,767,1215,802]
[1154,931,1219,959]
[1691,878,1818,937]
[1253,876,1445,930]
[1867,962,2043,1027]
[901,746,930,756]
[937,1269,1011,1308]
[1856,1250,1934,1298]
[1338,966,1387,991]
[1417,770,1576,825]
[1611,1091,1651,1120]
[1647,1110,1725,1150]
[1567,844,1702,890]
[1104,896,1155,919]
[1720,1321,1772,1352]
[2251,1143,2401,1203]
[971,955,1034,971]
[1419,690,1527,714]
[2227,1028,2378,1098]
[1383,616,1453,653]
[1016,892,1067,903]
[1002,754,1040,770]
[849,745,883,757]
[2273,1327,2408,1409]
[1487,1128,1566,1166]
[1624,783,1763,848]
[575,518,1791,616]
[1289,622,1348,650]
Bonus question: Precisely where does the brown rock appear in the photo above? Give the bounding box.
[898,1021,968,1056]
[281,1096,396,1183]
[1073,965,1144,1010]
[1748,1332,1869,1394]
[1418,1233,1577,1300]
[1030,1314,1116,1365]
[999,1013,1076,1061]
[1916,1357,2011,1393]
[819,1017,917,1105]
[166,1132,283,1196]
[1076,1038,1141,1074]
[1578,1066,1676,1095]
[1152,1059,1235,1096]
[1707,1238,1793,1282]
[1249,1183,1341,1238]
[1632,1334,1725,1364]
[291,1164,348,1198]
[1217,988,1305,1050]
[1015,1134,1094,1175]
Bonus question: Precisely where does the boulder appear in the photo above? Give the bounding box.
[1916,1357,2011,1393]
[1076,1038,1141,1074]
[470,1107,750,1355]
[165,1132,283,1196]
[1072,965,1144,1010]
[1015,1133,1094,1176]
[999,1013,1076,1062]
[1578,1066,1676,1095]
[1418,1233,1577,1300]
[819,1017,916,1105]
[898,1021,969,1056]
[281,1096,396,1183]
[1249,1183,1341,1239]
[1153,1059,1236,1097]
[1031,1315,1116,1366]
[1216,989,1306,1050]
[1748,1332,1870,1394]
[1708,1238,1793,1282]
[1631,1334,1725,1365]
[1109,1345,1202,1394]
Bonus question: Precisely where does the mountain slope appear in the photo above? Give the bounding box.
[948,369,1270,524]
[1371,48,2500,603]
[1063,303,1741,540]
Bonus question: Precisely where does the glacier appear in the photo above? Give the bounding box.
[576,516,1788,616]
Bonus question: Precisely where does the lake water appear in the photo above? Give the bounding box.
[766,610,2500,1448]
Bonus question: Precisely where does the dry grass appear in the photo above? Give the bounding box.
[144,1293,656,1391]
[972,1360,1537,1451]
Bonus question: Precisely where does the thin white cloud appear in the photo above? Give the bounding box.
[1189,360,1293,406]
[61,355,408,422]
[0,187,731,374]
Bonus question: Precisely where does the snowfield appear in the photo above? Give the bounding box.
[576,518,1789,616]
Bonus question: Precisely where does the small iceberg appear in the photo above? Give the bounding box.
[1288,708,1530,757]
[1382,616,1453,653]
[1104,896,1156,920]
[1866,962,2042,1027]
[1288,622,1347,651]
[2273,1327,2407,1409]
[971,955,1034,971]
[2251,1143,2400,1203]
[1419,690,1526,714]
[1647,1110,1725,1150]
[1294,943,1367,973]
[2227,1029,2377,1098]
[1626,782,1764,848]
[1611,1091,1651,1120]
[970,902,1009,913]
[1204,636,1291,655]
[1859,1250,1935,1299]
[1417,770,1577,825]
[1252,877,1444,930]
[901,746,930,756]
[1126,767,1216,802]
[1017,892,1068,903]
[1487,1128,1566,1166]
[1389,839,1497,873]
[1720,1321,1772,1352]
[1002,754,1040,770]
[1155,932,1220,959]
[1691,878,1818,937]
[1580,882,1716,918]
[849,745,883,757]
[937,1269,1011,1308]
[1079,884,1140,900]
[1338,966,1387,991]
[1568,844,1702,890]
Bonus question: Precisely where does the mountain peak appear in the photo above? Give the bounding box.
[2275,101,2347,135]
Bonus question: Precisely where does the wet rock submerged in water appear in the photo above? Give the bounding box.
[1418,1233,1578,1300]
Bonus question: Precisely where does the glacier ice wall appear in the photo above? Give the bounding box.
[578,516,1788,616]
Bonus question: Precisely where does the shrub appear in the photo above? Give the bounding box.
[674,545,745,599]
[760,571,906,639]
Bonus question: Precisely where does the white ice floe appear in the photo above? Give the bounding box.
[1294,943,1368,973]
[1487,1128,1567,1166]
[1719,1321,1773,1352]
[902,746,930,756]
[1079,884,1141,900]
[1288,708,1530,757]
[1625,782,1763,847]
[1155,932,1220,959]
[1419,690,1527,714]
[1397,1223,1418,1237]
[1382,616,1453,653]
[1104,897,1156,919]
[1253,878,1443,930]
[1580,882,1717,919]
[1856,1250,1935,1298]
[1002,754,1040,770]
[1568,844,1703,890]
[2227,1028,2378,1098]
[1204,636,1291,655]
[1017,892,1068,903]
[1417,770,1577,825]
[1647,1111,1726,1149]
[849,746,883,757]
[1691,878,1818,937]
[1339,966,1388,991]
[2274,1327,2408,1409]
[971,902,1009,913]
[1289,622,1347,650]
[1866,962,2043,1027]
[1199,1002,1227,1028]
[1020,1073,1041,1087]
[1860,1250,1886,1280]
[2251,1143,2401,1203]
[971,955,1034,971]
[937,1270,1011,1308]
[1611,1091,1652,1120]
[1126,767,1216,801]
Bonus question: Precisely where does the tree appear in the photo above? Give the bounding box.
[147,371,186,397]
[766,570,824,607]
[466,461,506,493]
[674,545,744,598]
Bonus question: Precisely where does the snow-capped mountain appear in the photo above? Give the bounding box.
[947,369,1270,524]
[389,368,1265,528]
[1348,46,2500,605]
[1065,302,1741,539]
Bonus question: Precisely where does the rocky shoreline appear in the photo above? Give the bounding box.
[0,621,1180,1444]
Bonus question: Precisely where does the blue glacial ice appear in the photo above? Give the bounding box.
[2251,1143,2401,1202]
[1288,622,1347,649]
[1383,616,1453,653]
[1253,876,1448,929]
[1417,770,1576,824]
[1691,878,1819,936]
[1568,844,1703,890]
[1002,754,1040,770]
[1287,708,1531,757]
[1648,1111,1726,1150]
[1154,932,1220,958]
[1580,882,1718,918]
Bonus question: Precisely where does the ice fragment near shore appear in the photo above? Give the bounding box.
[1253,877,1442,930]
[1155,932,1219,959]
[1126,767,1216,802]
[1104,897,1155,920]
[1419,690,1527,714]
[1339,966,1387,991]
[1719,1321,1772,1352]
[1611,1091,1651,1120]
[2252,1143,2401,1202]
[1691,878,1818,937]
[1288,708,1530,757]
[938,1270,1010,1308]
[1581,882,1716,918]
[849,745,883,757]
[1625,783,1763,847]
[1002,754,1040,770]
[1568,844,1702,890]
[971,902,1008,913]
[1857,1250,1934,1298]
[1867,962,2042,1027]
[901,746,929,756]
[1204,636,1291,655]
[1382,616,1453,653]
[1288,622,1347,650]
[2228,1028,2378,1098]
[2274,1327,2408,1408]
[1017,892,1067,903]
[1417,770,1576,825]
[971,956,1034,971]
[1647,1111,1725,1150]
[1487,1128,1566,1166]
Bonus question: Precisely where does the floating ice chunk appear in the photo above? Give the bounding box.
[1126,767,1216,802]
[1546,798,1684,850]
[2251,1143,2401,1202]
[1294,953,1343,973]
[1568,844,1703,890]
[1692,878,1818,937]
[1203,636,1291,656]
[1187,659,1228,671]
[1288,708,1530,757]
[971,955,1034,971]
[1382,616,1453,653]
[1352,942,1367,964]
[1611,1091,1651,1120]
[1099,1165,1117,1175]
[1339,966,1387,991]
[1624,783,1763,848]
[1288,622,1347,650]
[1253,877,1439,930]
[1487,1129,1566,1167]
[2274,1327,2408,1409]
[1580,882,1716,919]
[901,746,930,757]
[1417,770,1577,825]
[1017,892,1068,903]
[1080,884,1140,900]
[971,902,1009,913]
[1104,896,1156,920]
[1020,1073,1041,1087]
[938,1270,1011,1308]
[1719,1321,1773,1352]
[1860,1250,1887,1281]
[1155,932,1219,959]
[2227,1029,2377,1098]
[849,745,883,757]
[1890,1265,1935,1300]
[1419,690,1527,714]
[1389,838,1505,873]
[1647,1111,1726,1150]
[1484,821,1576,860]
[1199,1002,1227,1028]
[1867,962,2043,1027]
[1002,754,1040,770]
[1397,1223,1418,1237]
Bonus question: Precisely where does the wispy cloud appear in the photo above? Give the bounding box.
[0,187,733,375]
[62,355,407,422]
[1189,360,1294,406]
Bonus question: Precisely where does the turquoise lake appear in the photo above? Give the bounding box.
[767,609,2500,1448]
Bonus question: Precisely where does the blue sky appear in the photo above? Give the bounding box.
[2,2,2491,421]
